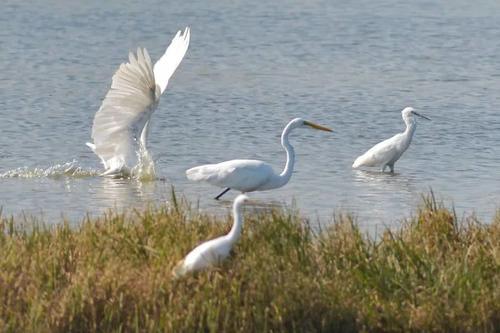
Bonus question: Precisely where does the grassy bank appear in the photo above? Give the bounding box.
[0,193,499,332]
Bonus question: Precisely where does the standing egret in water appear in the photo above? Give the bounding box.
[86,27,190,178]
[172,194,250,278]
[352,107,430,173]
[186,118,333,200]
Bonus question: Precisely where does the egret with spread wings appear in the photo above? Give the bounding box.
[352,107,430,173]
[86,27,190,178]
[186,118,333,199]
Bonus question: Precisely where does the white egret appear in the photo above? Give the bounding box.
[352,107,430,173]
[185,118,333,200]
[86,27,190,178]
[172,194,250,278]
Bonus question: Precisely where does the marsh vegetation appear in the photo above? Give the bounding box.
[0,193,499,332]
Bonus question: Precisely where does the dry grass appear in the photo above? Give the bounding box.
[0,192,499,332]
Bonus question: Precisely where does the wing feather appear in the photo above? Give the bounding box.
[154,27,190,94]
[89,47,158,170]
[88,28,190,172]
[186,160,275,191]
[353,134,402,168]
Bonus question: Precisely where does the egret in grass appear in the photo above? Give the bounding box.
[352,107,430,173]
[86,27,190,178]
[172,194,250,278]
[186,118,333,200]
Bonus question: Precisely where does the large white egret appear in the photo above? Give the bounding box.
[86,27,190,178]
[186,118,332,199]
[172,194,250,278]
[352,107,430,173]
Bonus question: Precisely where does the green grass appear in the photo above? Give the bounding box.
[0,193,499,332]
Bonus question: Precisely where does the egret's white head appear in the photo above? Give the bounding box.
[289,117,333,132]
[401,107,431,122]
[234,194,250,206]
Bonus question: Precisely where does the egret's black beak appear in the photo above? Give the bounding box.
[412,111,431,120]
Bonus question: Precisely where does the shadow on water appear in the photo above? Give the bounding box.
[215,196,286,212]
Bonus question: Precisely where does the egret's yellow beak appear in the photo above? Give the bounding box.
[303,120,333,132]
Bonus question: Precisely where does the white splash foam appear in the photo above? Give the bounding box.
[0,160,100,179]
[131,147,156,181]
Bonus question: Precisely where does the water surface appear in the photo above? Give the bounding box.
[1,0,500,230]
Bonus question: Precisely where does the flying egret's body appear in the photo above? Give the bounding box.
[352,107,430,173]
[172,194,249,278]
[186,118,332,199]
[86,27,190,178]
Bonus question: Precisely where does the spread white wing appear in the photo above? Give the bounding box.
[87,27,190,174]
[88,47,158,172]
[154,27,191,94]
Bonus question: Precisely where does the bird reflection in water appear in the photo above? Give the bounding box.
[94,177,163,213]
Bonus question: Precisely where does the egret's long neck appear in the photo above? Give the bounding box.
[226,201,244,243]
[276,123,295,187]
[403,117,417,143]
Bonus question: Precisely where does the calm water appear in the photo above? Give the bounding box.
[1,0,500,230]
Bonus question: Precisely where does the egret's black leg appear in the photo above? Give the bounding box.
[389,164,395,173]
[215,188,231,200]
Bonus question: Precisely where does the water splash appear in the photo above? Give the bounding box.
[0,160,99,179]
[131,147,156,181]
[101,149,157,181]
[0,151,158,181]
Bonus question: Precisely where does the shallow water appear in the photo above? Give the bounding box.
[1,0,500,229]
